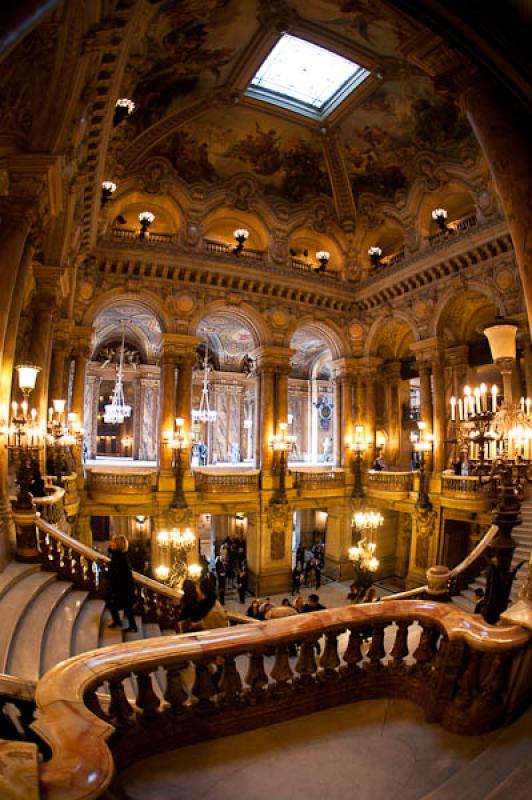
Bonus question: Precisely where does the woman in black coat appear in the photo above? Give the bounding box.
[105,535,138,632]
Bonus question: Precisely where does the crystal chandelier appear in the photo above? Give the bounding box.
[192,333,217,423]
[103,324,131,424]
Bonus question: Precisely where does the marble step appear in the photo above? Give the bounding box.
[72,597,106,656]
[0,562,41,602]
[485,757,532,799]
[6,579,73,681]
[0,571,58,674]
[422,708,532,800]
[40,589,89,676]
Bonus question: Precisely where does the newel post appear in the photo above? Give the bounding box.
[12,504,39,562]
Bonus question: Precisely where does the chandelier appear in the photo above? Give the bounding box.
[192,332,217,423]
[348,508,383,582]
[155,526,200,589]
[103,324,131,424]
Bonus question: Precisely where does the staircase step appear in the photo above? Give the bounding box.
[0,562,41,602]
[422,708,532,800]
[6,579,73,681]
[0,571,58,674]
[40,589,89,676]
[72,598,105,656]
[485,756,532,799]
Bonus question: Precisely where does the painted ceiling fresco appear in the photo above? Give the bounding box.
[113,0,478,213]
[199,314,255,371]
[340,72,475,202]
[126,0,257,135]
[93,303,162,361]
[290,329,332,378]
[147,106,331,204]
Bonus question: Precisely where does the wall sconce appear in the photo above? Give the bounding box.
[431,208,450,233]
[368,246,383,269]
[113,98,135,127]
[315,250,330,273]
[15,363,40,399]
[101,181,117,207]
[233,228,249,255]
[348,424,371,498]
[138,211,155,239]
[269,422,296,504]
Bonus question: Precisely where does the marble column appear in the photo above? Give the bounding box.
[462,76,532,331]
[0,200,34,568]
[274,368,289,429]
[432,357,446,472]
[159,355,176,473]
[251,346,293,471]
[383,361,401,466]
[71,335,92,421]
[49,340,70,406]
[259,367,275,471]
[418,364,434,471]
[522,340,532,398]
[175,354,195,436]
[365,372,376,464]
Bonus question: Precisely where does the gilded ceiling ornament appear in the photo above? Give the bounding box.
[271,309,289,329]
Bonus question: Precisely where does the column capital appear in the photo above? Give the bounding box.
[382,360,402,381]
[33,264,69,305]
[5,153,64,217]
[249,345,294,373]
[159,333,201,361]
[445,343,469,368]
[330,356,360,380]
[411,337,446,364]
[71,326,95,357]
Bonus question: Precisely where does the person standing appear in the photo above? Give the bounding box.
[105,535,138,632]
[314,560,322,590]
[292,565,302,595]
[236,565,248,603]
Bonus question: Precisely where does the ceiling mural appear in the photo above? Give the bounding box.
[290,329,332,378]
[93,303,163,361]
[125,0,256,135]
[199,314,255,371]
[148,106,332,204]
[340,71,476,202]
[292,0,419,54]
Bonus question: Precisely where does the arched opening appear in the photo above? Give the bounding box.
[289,325,336,464]
[87,301,162,463]
[192,310,260,467]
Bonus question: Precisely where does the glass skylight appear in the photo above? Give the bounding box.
[246,34,370,120]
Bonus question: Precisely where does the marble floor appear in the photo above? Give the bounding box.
[121,698,532,800]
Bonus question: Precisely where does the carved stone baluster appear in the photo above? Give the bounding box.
[70,550,82,585]
[245,652,269,700]
[412,622,436,669]
[192,661,217,710]
[219,655,243,704]
[109,678,134,728]
[270,646,294,693]
[366,624,386,670]
[319,632,340,682]
[39,530,50,562]
[165,667,189,714]
[475,652,509,711]
[342,628,363,674]
[390,621,410,669]
[86,690,109,721]
[136,672,160,721]
[88,559,100,593]
[454,648,482,709]
[295,639,318,685]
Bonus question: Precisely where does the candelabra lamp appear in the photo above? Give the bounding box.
[411,421,434,509]
[348,510,383,597]
[349,425,370,498]
[233,228,249,255]
[270,422,296,504]
[46,399,82,483]
[154,526,200,590]
[315,250,330,273]
[368,246,383,269]
[164,417,189,509]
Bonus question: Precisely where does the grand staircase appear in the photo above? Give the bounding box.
[452,499,532,613]
[0,561,175,684]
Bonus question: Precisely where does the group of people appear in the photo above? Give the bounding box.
[175,577,228,633]
[247,593,326,620]
[292,541,325,593]
[206,536,248,605]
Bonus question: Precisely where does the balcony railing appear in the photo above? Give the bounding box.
[86,470,155,494]
[367,470,413,493]
[110,227,177,245]
[289,257,339,280]
[293,469,345,489]
[429,213,478,247]
[203,238,265,262]
[194,470,260,493]
[441,474,492,497]
[31,486,68,531]
[33,599,531,800]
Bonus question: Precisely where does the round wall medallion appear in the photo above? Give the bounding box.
[79,281,94,300]
[348,321,364,339]
[271,308,289,328]
[495,269,514,290]
[414,301,428,319]
[175,293,195,313]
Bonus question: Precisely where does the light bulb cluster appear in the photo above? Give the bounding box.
[270,421,296,451]
[348,539,379,573]
[450,384,499,420]
[156,527,196,551]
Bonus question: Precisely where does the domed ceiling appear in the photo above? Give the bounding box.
[109,0,478,223]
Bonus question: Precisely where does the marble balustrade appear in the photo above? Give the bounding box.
[32,599,531,800]
[367,470,413,492]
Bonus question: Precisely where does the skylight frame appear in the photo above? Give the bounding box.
[246,34,371,121]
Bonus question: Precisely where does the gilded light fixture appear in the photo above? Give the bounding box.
[233,228,249,255]
[138,211,155,240]
[368,246,383,268]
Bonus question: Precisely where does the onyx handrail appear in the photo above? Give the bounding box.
[32,599,531,800]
